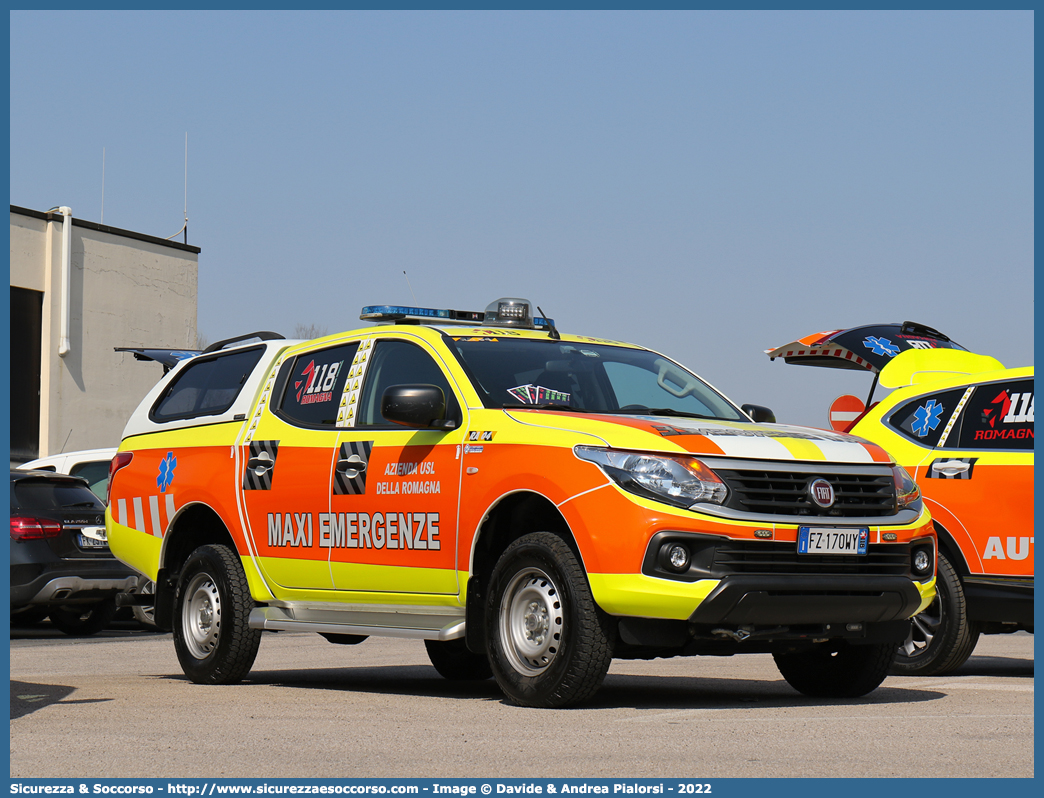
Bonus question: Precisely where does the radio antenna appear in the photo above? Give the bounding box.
[403,270,418,304]
[183,132,188,244]
[100,147,105,224]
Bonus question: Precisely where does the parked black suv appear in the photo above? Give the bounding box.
[10,469,137,635]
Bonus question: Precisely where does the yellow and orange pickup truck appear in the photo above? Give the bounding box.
[767,322,1033,676]
[107,298,935,707]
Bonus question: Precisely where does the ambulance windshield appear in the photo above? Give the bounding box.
[450,338,744,421]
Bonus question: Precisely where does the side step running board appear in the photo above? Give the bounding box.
[249,603,466,641]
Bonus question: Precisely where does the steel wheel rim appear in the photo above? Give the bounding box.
[182,572,221,660]
[499,567,564,675]
[900,594,942,658]
[138,579,156,624]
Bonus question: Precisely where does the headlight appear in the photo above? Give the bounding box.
[891,465,921,510]
[574,446,728,508]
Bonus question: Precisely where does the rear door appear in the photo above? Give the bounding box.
[239,340,359,591]
[918,376,1034,577]
[885,375,1034,577]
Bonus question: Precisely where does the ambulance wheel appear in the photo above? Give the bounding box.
[486,531,614,708]
[173,544,261,685]
[891,552,980,676]
[131,574,157,628]
[424,638,493,681]
[774,641,895,698]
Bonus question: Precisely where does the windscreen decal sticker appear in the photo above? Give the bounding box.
[245,358,282,444]
[336,338,373,428]
[937,387,974,447]
[508,384,570,404]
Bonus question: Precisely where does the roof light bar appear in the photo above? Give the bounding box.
[360,298,555,330]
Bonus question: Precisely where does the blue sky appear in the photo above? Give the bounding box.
[9,10,1033,426]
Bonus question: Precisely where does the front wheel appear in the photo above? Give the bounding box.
[173,544,261,684]
[486,532,614,708]
[891,551,979,676]
[774,641,895,698]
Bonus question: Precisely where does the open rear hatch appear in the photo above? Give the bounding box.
[764,321,967,374]
[764,322,1004,432]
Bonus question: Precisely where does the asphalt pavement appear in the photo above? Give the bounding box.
[9,622,1034,779]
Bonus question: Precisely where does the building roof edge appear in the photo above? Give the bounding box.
[10,205,202,254]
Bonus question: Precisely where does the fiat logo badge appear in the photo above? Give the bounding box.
[809,478,835,508]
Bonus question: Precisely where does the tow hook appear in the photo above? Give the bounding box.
[115,591,154,608]
[712,626,789,642]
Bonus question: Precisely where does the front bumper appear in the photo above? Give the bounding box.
[688,574,924,625]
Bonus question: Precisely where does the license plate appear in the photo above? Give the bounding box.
[798,526,868,555]
[78,534,108,549]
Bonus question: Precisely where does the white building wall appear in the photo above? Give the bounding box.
[10,207,199,459]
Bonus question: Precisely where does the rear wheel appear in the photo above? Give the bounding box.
[891,552,980,676]
[10,606,50,627]
[774,641,895,698]
[173,544,261,684]
[131,575,157,629]
[486,532,614,708]
[425,638,493,681]
[48,598,119,636]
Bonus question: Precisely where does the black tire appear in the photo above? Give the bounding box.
[774,641,895,698]
[10,606,51,627]
[131,575,157,629]
[173,544,261,685]
[891,552,980,676]
[486,532,614,708]
[48,598,119,636]
[425,638,493,681]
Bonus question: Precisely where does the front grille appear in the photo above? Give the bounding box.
[715,467,896,518]
[712,540,912,577]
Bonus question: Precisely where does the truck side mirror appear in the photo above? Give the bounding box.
[741,403,776,424]
[381,384,457,430]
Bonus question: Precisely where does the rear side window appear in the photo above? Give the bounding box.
[277,342,358,427]
[886,388,967,447]
[954,379,1034,450]
[69,461,111,501]
[152,347,265,422]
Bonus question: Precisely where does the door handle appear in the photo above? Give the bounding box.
[247,450,274,476]
[336,454,367,479]
[933,460,970,476]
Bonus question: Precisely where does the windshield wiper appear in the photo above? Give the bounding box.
[502,403,589,413]
[62,502,99,508]
[613,407,719,420]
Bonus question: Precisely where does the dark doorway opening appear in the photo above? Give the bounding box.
[11,286,43,462]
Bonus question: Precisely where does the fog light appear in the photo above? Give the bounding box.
[663,543,690,572]
[913,550,931,573]
[883,532,898,542]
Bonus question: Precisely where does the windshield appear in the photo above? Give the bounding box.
[450,338,745,421]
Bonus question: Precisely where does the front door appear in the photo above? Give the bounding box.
[327,335,466,595]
